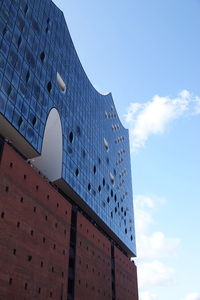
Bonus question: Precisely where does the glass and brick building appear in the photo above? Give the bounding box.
[0,0,139,299]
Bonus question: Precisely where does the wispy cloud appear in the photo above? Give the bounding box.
[137,260,175,289]
[125,90,200,151]
[181,293,200,300]
[134,194,180,298]
[140,291,158,300]
[135,195,180,260]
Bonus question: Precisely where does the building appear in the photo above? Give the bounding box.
[0,0,139,299]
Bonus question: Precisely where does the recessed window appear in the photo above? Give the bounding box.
[102,178,105,186]
[88,184,91,191]
[57,72,66,93]
[28,255,32,261]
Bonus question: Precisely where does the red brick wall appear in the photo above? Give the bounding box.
[0,143,139,300]
[114,246,139,300]
[74,212,112,300]
[0,143,71,299]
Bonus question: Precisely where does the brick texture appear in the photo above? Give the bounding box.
[114,246,139,300]
[74,212,112,300]
[0,143,71,300]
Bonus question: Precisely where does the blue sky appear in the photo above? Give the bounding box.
[53,1,200,299]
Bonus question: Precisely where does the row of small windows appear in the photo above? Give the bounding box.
[105,111,117,119]
[112,124,120,130]
[1,207,68,247]
[118,149,125,156]
[5,163,132,239]
[8,277,54,297]
[77,280,110,298]
[115,136,125,144]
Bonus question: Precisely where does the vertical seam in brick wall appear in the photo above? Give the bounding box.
[111,244,116,300]
[67,206,77,300]
[0,136,4,163]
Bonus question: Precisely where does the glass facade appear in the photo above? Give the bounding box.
[0,0,136,255]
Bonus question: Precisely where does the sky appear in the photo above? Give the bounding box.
[53,1,200,299]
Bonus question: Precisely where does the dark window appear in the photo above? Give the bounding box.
[26,71,30,83]
[32,116,36,126]
[17,36,22,48]
[40,51,45,62]
[93,165,96,174]
[69,131,73,143]
[24,4,28,15]
[47,81,52,93]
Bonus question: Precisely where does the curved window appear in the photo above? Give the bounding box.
[69,131,74,143]
[93,165,96,174]
[75,168,79,177]
[109,172,115,185]
[47,81,52,93]
[57,72,66,93]
[103,138,109,151]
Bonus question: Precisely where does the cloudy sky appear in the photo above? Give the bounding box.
[54,0,200,299]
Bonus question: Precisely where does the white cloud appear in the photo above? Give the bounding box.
[181,293,200,300]
[134,195,180,259]
[140,291,158,300]
[137,260,175,289]
[138,231,180,260]
[125,90,200,151]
